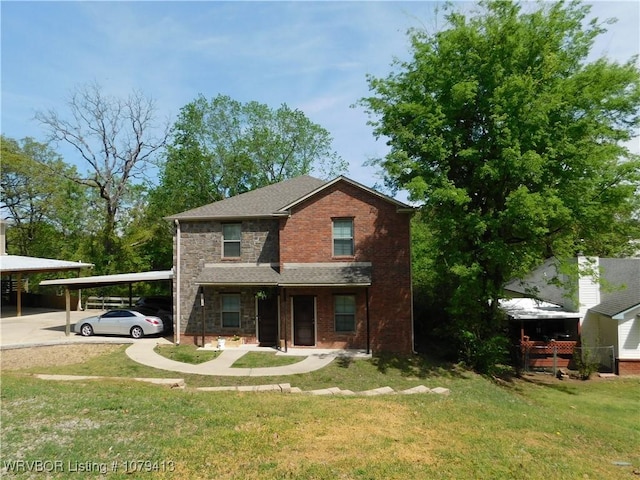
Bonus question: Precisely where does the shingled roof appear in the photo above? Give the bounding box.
[590,258,640,318]
[166,175,413,221]
[166,175,327,220]
[195,263,372,287]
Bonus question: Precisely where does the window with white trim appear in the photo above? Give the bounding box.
[333,218,354,256]
[221,294,241,328]
[335,295,356,332]
[222,223,241,258]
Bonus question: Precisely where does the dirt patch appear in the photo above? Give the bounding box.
[0,344,122,371]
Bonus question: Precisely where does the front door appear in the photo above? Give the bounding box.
[293,296,315,346]
[257,296,278,347]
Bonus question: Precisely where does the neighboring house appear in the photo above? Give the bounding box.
[504,256,640,375]
[166,175,414,354]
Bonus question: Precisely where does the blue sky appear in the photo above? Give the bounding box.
[2,1,639,200]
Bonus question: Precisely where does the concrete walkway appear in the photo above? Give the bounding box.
[0,308,369,376]
[126,339,370,376]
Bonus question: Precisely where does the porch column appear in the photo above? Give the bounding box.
[282,288,288,353]
[365,287,370,355]
[200,286,206,348]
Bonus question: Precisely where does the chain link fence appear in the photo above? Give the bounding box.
[515,344,615,375]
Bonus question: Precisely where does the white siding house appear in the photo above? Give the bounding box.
[505,257,640,375]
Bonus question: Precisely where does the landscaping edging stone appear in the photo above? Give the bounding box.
[32,374,451,396]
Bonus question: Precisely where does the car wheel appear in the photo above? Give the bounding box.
[80,324,93,337]
[130,326,144,339]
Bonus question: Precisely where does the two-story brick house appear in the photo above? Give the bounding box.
[167,175,414,353]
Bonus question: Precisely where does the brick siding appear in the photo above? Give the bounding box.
[618,359,640,376]
[280,182,413,353]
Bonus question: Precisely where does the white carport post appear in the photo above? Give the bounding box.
[16,273,22,317]
[65,287,71,336]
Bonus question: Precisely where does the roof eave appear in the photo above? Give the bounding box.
[612,304,640,320]
[278,282,372,288]
[195,281,279,287]
[166,213,289,222]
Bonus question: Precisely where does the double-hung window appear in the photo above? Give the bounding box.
[221,294,241,328]
[335,295,356,332]
[333,218,354,256]
[222,223,241,258]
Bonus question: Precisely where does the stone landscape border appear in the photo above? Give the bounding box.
[33,374,451,396]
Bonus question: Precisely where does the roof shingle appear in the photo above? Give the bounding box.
[166,175,327,220]
[590,258,640,317]
[195,263,372,287]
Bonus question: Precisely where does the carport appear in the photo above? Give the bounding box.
[40,270,174,336]
[0,255,94,317]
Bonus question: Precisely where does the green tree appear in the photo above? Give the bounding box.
[0,136,89,259]
[155,94,346,213]
[35,82,168,273]
[145,94,347,269]
[361,1,640,371]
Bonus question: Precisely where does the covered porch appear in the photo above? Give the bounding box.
[501,298,580,371]
[184,263,373,352]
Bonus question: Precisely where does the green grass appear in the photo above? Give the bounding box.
[154,344,220,364]
[230,352,305,368]
[2,347,639,479]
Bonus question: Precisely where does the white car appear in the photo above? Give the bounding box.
[74,309,165,339]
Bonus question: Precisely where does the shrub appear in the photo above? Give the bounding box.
[458,330,509,375]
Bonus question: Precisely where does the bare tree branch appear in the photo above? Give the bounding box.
[35,82,168,262]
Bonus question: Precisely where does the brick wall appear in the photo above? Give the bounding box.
[618,359,640,376]
[280,181,413,353]
[280,287,369,350]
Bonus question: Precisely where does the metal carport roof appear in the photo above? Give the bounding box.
[0,255,94,274]
[40,270,174,289]
[1,255,94,318]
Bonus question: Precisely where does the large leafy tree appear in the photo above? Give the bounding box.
[145,94,347,268]
[154,94,346,214]
[361,1,640,370]
[0,136,89,259]
[35,82,168,273]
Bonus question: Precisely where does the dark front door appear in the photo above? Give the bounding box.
[293,296,315,346]
[257,296,278,346]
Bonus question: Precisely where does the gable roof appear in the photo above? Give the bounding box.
[590,258,640,317]
[166,175,413,221]
[166,175,326,221]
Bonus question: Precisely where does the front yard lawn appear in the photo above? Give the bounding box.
[2,346,638,479]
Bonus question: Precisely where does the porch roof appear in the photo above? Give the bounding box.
[500,298,579,320]
[195,263,372,287]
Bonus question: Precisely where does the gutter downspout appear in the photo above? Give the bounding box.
[175,219,181,345]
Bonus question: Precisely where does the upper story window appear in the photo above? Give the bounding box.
[333,218,354,256]
[222,223,241,258]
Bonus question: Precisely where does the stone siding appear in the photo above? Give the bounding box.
[175,219,279,340]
